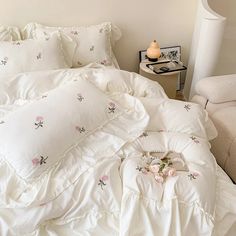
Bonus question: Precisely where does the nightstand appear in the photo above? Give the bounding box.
[139,61,181,99]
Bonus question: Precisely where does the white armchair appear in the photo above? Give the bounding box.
[192,74,236,182]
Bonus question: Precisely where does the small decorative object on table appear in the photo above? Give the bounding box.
[146,40,161,62]
[139,45,181,63]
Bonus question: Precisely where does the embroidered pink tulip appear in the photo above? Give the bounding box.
[155,175,164,183]
[168,168,176,177]
[190,136,199,144]
[75,126,85,133]
[36,116,43,122]
[101,175,109,181]
[188,172,199,180]
[101,59,110,66]
[149,164,160,173]
[108,102,116,113]
[98,175,109,190]
[35,116,44,129]
[0,57,8,66]
[32,158,40,166]
[77,93,84,102]
[184,104,191,111]
[109,102,115,108]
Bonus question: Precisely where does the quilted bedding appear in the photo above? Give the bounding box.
[0,66,236,236]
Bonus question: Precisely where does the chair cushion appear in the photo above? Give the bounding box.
[196,75,236,103]
[210,106,236,181]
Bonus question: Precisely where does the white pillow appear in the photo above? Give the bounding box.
[0,33,70,77]
[0,78,125,180]
[0,25,21,41]
[0,77,148,207]
[23,22,121,67]
[141,98,216,139]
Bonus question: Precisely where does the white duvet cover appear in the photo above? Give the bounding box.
[0,66,235,236]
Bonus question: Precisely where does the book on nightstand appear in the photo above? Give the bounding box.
[146,60,187,74]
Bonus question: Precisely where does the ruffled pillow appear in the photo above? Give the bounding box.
[22,22,121,67]
[140,98,217,140]
[0,25,21,41]
[0,77,148,207]
[0,33,70,77]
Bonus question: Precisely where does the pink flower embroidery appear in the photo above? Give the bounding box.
[36,116,43,122]
[184,104,191,111]
[32,158,40,166]
[77,93,84,102]
[108,102,116,113]
[32,156,48,167]
[75,126,85,133]
[101,175,109,181]
[100,59,111,66]
[0,57,8,66]
[35,116,44,129]
[98,175,109,190]
[190,136,199,144]
[188,172,199,180]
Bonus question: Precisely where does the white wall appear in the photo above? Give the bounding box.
[0,0,198,72]
[208,0,236,76]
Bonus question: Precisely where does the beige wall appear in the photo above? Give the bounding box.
[0,0,198,72]
[208,0,236,75]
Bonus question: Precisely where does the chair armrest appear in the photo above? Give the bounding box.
[196,74,236,103]
[191,95,208,108]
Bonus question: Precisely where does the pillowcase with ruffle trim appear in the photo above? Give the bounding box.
[0,33,71,77]
[0,77,148,207]
[22,22,121,67]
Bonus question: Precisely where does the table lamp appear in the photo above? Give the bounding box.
[147,40,161,62]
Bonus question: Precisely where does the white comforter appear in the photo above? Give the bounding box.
[0,66,236,236]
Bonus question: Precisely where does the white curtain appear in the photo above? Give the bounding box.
[183,0,226,100]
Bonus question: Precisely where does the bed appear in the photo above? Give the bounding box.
[0,22,236,236]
